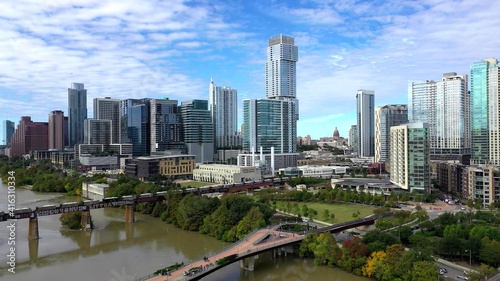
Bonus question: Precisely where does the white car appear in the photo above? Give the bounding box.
[457,275,469,280]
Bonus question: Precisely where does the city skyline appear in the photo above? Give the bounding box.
[1,1,500,139]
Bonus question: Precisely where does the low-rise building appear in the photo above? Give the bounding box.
[51,150,75,166]
[31,149,76,166]
[237,152,299,173]
[192,164,261,184]
[159,155,196,179]
[79,154,119,171]
[126,156,161,181]
[299,165,347,177]
[465,165,500,208]
[126,153,194,181]
[279,165,347,178]
[82,182,109,200]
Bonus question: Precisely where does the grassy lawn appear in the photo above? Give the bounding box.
[178,181,214,188]
[275,201,376,224]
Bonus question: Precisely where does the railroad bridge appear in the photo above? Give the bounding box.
[0,177,290,240]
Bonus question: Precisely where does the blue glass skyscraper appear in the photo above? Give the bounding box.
[68,83,87,147]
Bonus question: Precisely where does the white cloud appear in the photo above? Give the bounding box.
[1,0,500,140]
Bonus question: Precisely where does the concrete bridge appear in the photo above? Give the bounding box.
[0,177,291,240]
[144,216,378,281]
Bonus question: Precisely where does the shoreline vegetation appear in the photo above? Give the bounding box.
[1,157,499,280]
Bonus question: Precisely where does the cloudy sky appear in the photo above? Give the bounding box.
[1,0,500,142]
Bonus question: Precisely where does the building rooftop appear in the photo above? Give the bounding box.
[136,154,196,160]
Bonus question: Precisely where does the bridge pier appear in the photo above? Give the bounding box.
[125,204,135,223]
[240,255,258,271]
[125,220,135,240]
[275,248,281,256]
[80,210,92,230]
[28,217,39,240]
[29,239,39,261]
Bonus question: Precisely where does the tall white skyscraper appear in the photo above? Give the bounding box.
[94,97,121,144]
[209,79,238,149]
[436,73,469,154]
[266,34,299,121]
[243,34,299,155]
[409,73,469,156]
[266,34,298,100]
[356,90,375,157]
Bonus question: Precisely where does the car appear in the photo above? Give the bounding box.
[411,225,420,230]
[461,207,466,210]
[457,275,468,280]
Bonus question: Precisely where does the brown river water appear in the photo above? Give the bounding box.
[0,181,370,281]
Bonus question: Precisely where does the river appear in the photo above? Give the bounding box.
[0,181,370,281]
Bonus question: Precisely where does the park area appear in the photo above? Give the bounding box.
[275,201,376,224]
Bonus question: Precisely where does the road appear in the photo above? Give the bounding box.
[488,272,500,281]
[438,264,471,281]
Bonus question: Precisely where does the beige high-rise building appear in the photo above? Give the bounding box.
[390,122,430,192]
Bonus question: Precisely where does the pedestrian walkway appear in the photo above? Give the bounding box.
[146,225,304,281]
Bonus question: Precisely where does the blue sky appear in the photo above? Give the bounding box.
[1,0,500,142]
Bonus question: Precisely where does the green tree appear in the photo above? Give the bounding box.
[377,244,405,281]
[311,232,340,266]
[330,213,336,221]
[468,263,496,281]
[199,195,274,242]
[439,224,465,257]
[236,207,266,239]
[176,193,219,231]
[59,212,83,230]
[409,234,434,254]
[480,237,500,267]
[409,261,438,281]
[322,209,330,221]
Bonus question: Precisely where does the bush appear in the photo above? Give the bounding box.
[60,212,82,230]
